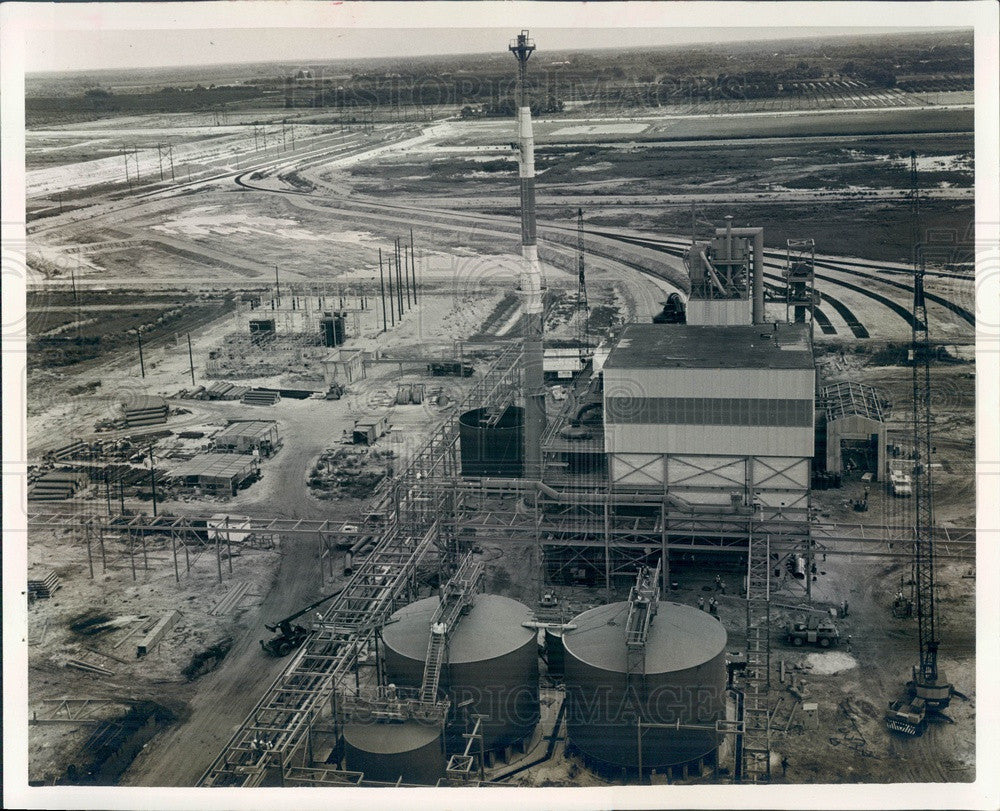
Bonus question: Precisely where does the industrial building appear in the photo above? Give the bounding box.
[602,323,815,509]
[168,453,258,495]
[821,381,888,480]
[212,420,280,456]
[21,27,975,798]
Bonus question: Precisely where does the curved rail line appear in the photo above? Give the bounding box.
[601,232,930,331]
[228,168,970,336]
[594,230,972,328]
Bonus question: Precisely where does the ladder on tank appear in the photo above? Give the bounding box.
[742,529,772,783]
[420,632,447,704]
[417,553,485,705]
[625,559,662,689]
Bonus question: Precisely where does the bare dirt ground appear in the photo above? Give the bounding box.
[20,90,978,789]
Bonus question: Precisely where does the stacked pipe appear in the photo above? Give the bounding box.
[510,29,546,480]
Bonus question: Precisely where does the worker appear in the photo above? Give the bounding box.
[698,596,705,611]
[840,600,847,618]
[847,634,853,652]
[709,598,718,615]
[844,600,850,617]
[714,574,722,591]
[781,755,789,778]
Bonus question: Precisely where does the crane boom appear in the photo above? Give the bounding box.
[885,150,954,735]
[577,207,589,357]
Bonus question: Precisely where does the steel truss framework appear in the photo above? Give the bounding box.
[26,342,978,787]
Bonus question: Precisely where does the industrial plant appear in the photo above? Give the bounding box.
[15,20,982,800]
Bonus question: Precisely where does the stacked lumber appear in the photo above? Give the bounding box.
[28,571,62,599]
[242,389,280,406]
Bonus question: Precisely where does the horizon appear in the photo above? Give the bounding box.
[24,25,968,77]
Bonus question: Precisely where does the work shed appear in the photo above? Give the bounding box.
[212,420,279,456]
[168,454,258,495]
[823,381,887,480]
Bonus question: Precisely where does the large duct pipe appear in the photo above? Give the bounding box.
[510,30,546,480]
[715,226,765,324]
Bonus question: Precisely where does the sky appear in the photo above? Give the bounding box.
[20,17,952,74]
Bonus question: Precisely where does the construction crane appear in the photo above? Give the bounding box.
[259,585,346,656]
[885,151,956,735]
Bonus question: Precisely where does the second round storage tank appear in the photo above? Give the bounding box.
[563,600,727,770]
[380,593,539,751]
[342,719,443,784]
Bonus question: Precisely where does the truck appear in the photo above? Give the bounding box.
[784,615,840,648]
[890,469,913,497]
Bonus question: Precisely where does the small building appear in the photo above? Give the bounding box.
[353,415,389,446]
[544,342,589,380]
[168,453,258,495]
[322,348,366,386]
[212,420,279,456]
[823,381,887,480]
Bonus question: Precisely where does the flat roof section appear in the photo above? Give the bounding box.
[604,323,813,370]
[169,453,256,480]
[215,420,278,440]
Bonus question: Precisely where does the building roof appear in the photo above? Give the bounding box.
[603,323,813,370]
[563,600,727,674]
[381,594,534,664]
[215,420,277,440]
[823,381,886,423]
[168,453,255,481]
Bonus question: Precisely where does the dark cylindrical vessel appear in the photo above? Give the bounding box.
[563,600,727,770]
[380,594,539,751]
[459,406,524,478]
[342,720,443,784]
[544,628,565,679]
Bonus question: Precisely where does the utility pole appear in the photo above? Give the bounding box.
[275,265,281,304]
[167,143,175,180]
[410,228,417,303]
[395,249,405,317]
[379,250,388,332]
[403,243,412,308]
[385,248,396,326]
[137,330,146,378]
[187,332,196,385]
[156,143,165,181]
[148,444,158,517]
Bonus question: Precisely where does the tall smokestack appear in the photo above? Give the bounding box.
[510,29,545,480]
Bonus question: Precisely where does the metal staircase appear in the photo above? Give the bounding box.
[625,559,661,689]
[742,529,772,782]
[420,632,448,704]
[417,553,485,704]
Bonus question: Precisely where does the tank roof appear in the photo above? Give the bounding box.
[563,601,727,673]
[381,593,535,663]
[604,323,813,370]
[343,720,439,754]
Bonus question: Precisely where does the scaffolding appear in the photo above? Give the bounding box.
[784,239,818,337]
[26,337,978,787]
